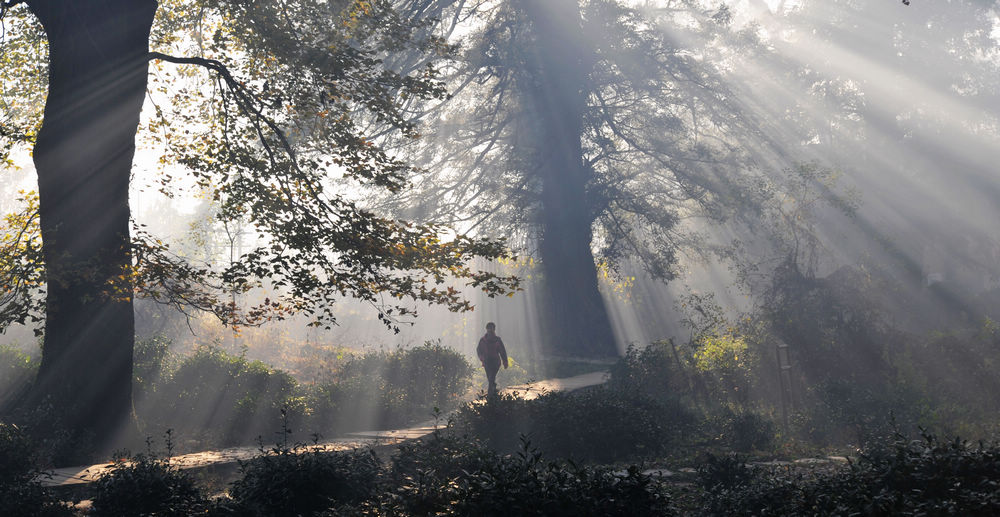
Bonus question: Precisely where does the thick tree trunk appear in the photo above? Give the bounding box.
[520,0,617,358]
[27,0,157,452]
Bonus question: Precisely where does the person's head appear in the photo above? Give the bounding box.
[486,322,496,335]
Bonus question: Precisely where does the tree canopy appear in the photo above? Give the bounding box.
[0,0,518,452]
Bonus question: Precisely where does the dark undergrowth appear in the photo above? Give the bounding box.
[7,420,1000,516]
[692,431,1000,516]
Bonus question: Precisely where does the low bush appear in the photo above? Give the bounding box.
[792,378,924,447]
[130,340,475,448]
[392,430,496,476]
[140,345,305,446]
[451,387,695,462]
[306,342,473,433]
[0,423,73,517]
[226,443,381,517]
[0,344,37,410]
[702,406,777,452]
[133,335,172,398]
[5,398,99,467]
[698,431,1000,516]
[606,341,680,401]
[381,435,675,516]
[89,438,206,517]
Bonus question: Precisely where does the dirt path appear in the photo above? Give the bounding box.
[40,369,610,488]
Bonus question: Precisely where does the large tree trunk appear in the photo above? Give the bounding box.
[520,0,617,358]
[27,0,157,454]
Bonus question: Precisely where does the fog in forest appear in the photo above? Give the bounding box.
[2,0,1000,492]
[98,0,1000,367]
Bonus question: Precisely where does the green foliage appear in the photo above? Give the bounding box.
[704,407,777,452]
[447,338,777,463]
[0,423,73,517]
[391,431,497,486]
[0,192,44,333]
[90,436,206,517]
[794,379,906,446]
[606,341,680,400]
[227,444,381,517]
[4,397,100,466]
[696,452,759,493]
[133,335,172,397]
[0,344,36,408]
[306,342,473,433]
[383,434,497,516]
[693,332,748,374]
[608,341,776,452]
[898,319,1000,430]
[742,257,1000,444]
[452,387,694,463]
[0,422,35,485]
[142,345,304,446]
[130,0,522,331]
[699,431,1000,516]
[448,441,674,517]
[128,340,476,448]
[380,434,675,516]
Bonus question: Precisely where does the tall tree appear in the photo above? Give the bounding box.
[518,0,615,357]
[381,0,756,357]
[0,0,517,454]
[20,0,157,445]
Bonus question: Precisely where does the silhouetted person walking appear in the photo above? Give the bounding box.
[477,322,508,396]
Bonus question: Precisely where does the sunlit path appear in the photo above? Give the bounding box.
[501,369,609,401]
[38,369,611,489]
[39,439,371,489]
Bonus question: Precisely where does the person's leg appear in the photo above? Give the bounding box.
[485,357,500,395]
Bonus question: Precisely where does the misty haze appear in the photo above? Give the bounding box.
[1,0,999,515]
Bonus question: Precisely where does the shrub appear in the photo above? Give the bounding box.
[391,430,496,481]
[701,407,776,451]
[793,378,924,447]
[227,444,381,516]
[6,398,99,466]
[0,344,37,409]
[0,422,35,484]
[142,345,304,446]
[0,423,73,517]
[307,342,473,433]
[133,335,172,397]
[452,387,694,462]
[606,341,680,400]
[699,431,1000,516]
[314,434,678,516]
[387,436,675,517]
[378,432,499,516]
[89,440,206,517]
